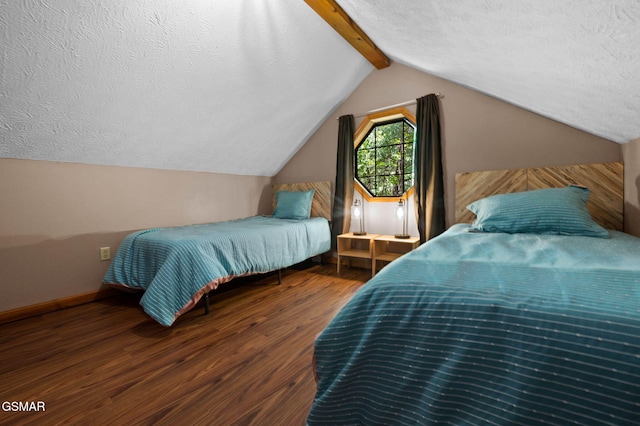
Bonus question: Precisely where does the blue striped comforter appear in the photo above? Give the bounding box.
[308,224,640,425]
[104,216,330,326]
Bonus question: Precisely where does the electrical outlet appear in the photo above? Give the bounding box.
[100,247,111,261]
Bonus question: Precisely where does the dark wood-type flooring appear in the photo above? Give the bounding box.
[0,264,369,426]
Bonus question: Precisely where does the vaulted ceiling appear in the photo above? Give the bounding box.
[333,0,640,144]
[1,1,638,176]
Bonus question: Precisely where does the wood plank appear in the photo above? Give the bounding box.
[272,181,332,221]
[528,162,623,231]
[0,288,119,325]
[304,0,391,69]
[0,265,368,425]
[455,162,623,231]
[455,168,527,223]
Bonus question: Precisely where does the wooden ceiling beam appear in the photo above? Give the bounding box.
[305,0,391,70]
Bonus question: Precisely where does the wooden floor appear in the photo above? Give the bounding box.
[0,264,369,426]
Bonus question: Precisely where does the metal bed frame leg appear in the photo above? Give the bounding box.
[278,269,282,285]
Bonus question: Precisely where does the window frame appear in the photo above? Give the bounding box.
[354,107,416,202]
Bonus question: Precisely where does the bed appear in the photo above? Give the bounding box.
[103,181,332,326]
[308,162,640,425]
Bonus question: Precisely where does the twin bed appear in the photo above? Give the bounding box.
[103,162,639,423]
[103,181,332,326]
[308,162,640,425]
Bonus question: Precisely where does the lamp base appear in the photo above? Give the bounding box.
[394,234,410,239]
[353,231,367,236]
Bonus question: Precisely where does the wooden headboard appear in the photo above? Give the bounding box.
[455,162,624,231]
[271,181,333,221]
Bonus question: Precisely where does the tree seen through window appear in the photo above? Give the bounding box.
[356,118,415,197]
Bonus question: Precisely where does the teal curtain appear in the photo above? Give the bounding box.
[414,94,445,243]
[331,115,355,251]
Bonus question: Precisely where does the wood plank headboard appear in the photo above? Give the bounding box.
[455,162,624,231]
[271,181,333,221]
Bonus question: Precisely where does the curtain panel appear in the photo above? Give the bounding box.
[414,94,446,243]
[331,114,355,251]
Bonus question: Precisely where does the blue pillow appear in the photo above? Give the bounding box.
[467,185,609,238]
[273,190,315,220]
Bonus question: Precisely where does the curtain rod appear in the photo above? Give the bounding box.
[338,92,442,120]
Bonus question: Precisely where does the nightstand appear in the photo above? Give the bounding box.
[373,235,420,276]
[337,233,379,276]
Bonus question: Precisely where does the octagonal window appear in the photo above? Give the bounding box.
[355,112,415,199]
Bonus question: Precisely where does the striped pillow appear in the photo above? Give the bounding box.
[467,185,609,238]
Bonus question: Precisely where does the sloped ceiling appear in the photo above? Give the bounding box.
[1,1,639,177]
[335,0,640,143]
[0,0,371,176]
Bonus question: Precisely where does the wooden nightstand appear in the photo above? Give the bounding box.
[373,235,420,276]
[337,233,379,276]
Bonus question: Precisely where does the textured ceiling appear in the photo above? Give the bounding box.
[337,0,640,143]
[1,1,639,177]
[0,0,371,175]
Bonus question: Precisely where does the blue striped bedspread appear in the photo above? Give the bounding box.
[308,224,640,425]
[103,216,330,326]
